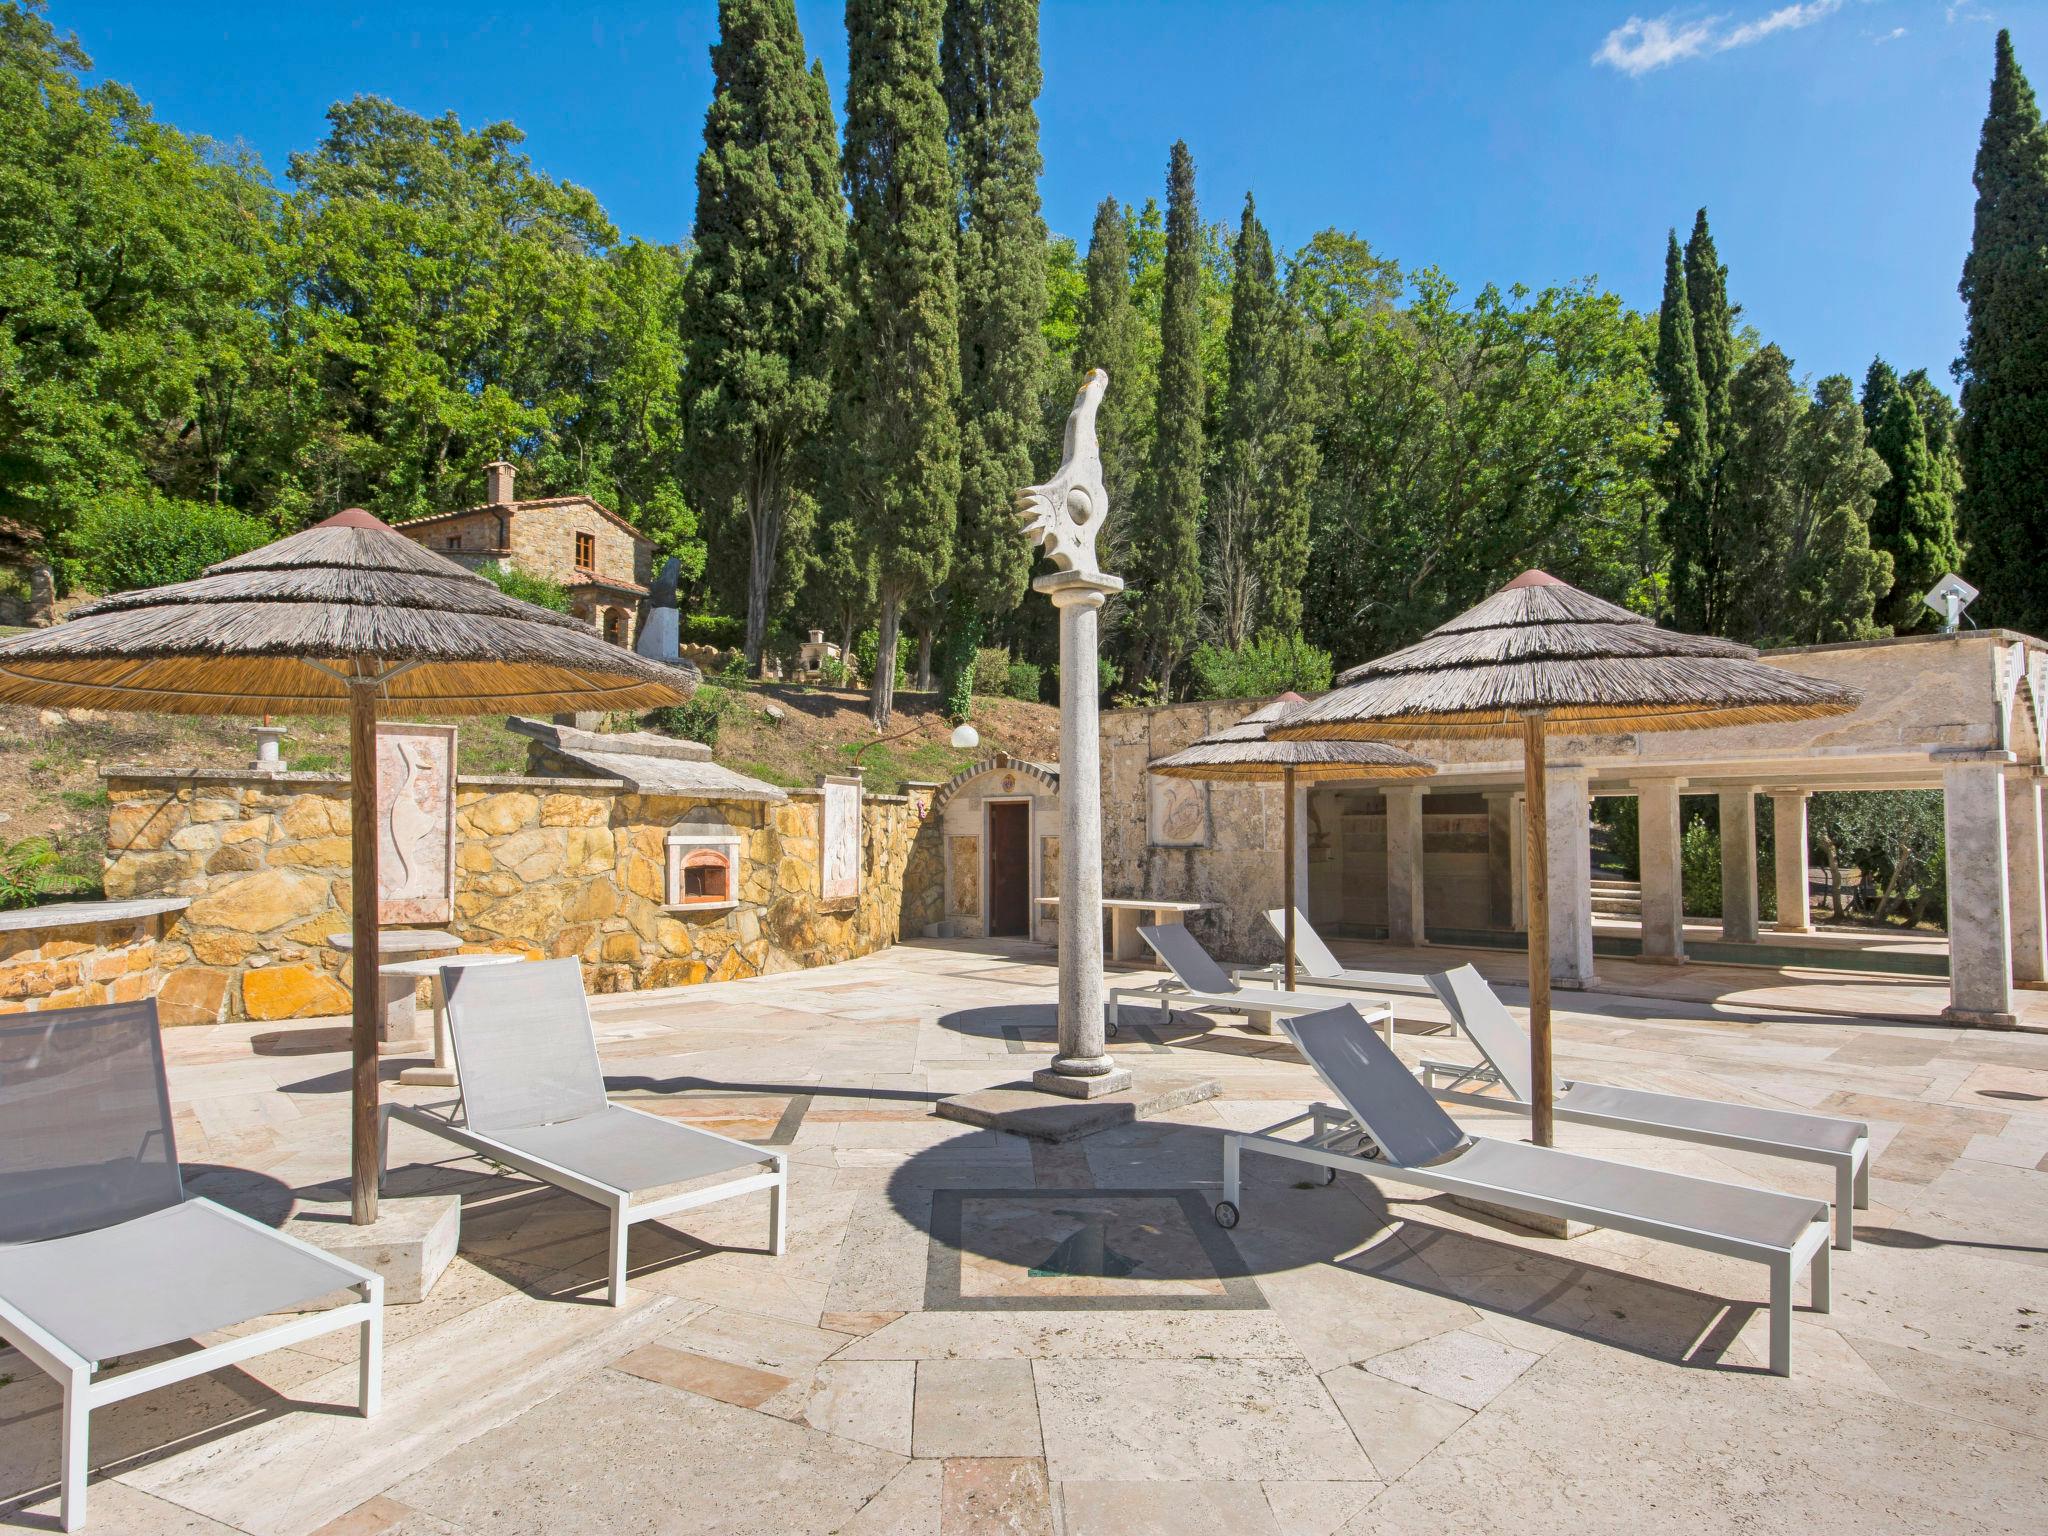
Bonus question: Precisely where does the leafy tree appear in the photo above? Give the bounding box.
[1715,344,1802,644]
[1684,209,1734,457]
[1654,230,1712,631]
[60,489,270,593]
[0,1,273,536]
[682,0,846,676]
[1869,387,1965,629]
[1207,194,1318,644]
[1781,375,1893,644]
[841,0,961,727]
[1129,140,1206,689]
[1076,198,1145,561]
[1861,357,1901,436]
[801,507,876,665]
[942,0,1045,620]
[286,98,617,520]
[1957,29,2048,633]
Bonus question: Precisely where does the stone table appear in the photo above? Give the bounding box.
[1032,896,1213,963]
[391,951,526,1087]
[327,929,460,1049]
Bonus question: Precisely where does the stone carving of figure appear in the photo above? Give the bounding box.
[635,555,682,662]
[1014,368,1110,580]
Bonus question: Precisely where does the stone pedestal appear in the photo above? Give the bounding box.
[1770,791,1813,934]
[286,1191,460,1305]
[1545,765,1595,988]
[1635,777,1686,962]
[1038,568,1130,1097]
[1718,788,1759,943]
[1944,757,2017,1027]
[1384,785,1426,946]
[329,929,459,1048]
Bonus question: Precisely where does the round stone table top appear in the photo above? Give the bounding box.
[327,928,462,956]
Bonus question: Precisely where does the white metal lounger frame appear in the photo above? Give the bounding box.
[1109,923,1396,1043]
[382,1098,785,1306]
[1235,908,1442,1000]
[1218,1008,1833,1376]
[0,1204,381,1532]
[1417,967,1870,1250]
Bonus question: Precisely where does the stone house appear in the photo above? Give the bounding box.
[393,462,652,647]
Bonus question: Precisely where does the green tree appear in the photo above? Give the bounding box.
[1870,388,1965,629]
[1208,194,1317,644]
[1781,375,1893,644]
[1684,209,1734,457]
[1076,198,1145,560]
[1129,140,1206,689]
[801,506,876,666]
[842,0,962,727]
[1957,29,2048,632]
[1861,356,1901,436]
[682,0,846,675]
[1654,230,1713,631]
[1715,344,1801,644]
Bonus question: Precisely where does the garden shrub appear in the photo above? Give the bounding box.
[854,627,907,688]
[62,491,271,593]
[971,646,1012,695]
[1004,661,1042,701]
[1187,631,1334,701]
[480,563,571,612]
[647,685,732,746]
[683,613,745,648]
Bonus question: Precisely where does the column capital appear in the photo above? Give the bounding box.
[1033,569,1123,608]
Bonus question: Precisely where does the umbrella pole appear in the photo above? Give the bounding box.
[349,677,382,1225]
[1522,712,1553,1147]
[1283,765,1297,990]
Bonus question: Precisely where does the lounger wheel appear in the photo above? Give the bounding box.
[1214,1200,1239,1228]
[1318,1165,1337,1186]
[1108,1018,1119,1039]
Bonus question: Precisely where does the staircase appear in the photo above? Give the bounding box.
[1591,877,1642,920]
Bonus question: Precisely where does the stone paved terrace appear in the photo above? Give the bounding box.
[2,938,2043,1534]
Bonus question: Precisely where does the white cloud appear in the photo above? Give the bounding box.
[1593,1,1845,76]
[1874,25,1908,42]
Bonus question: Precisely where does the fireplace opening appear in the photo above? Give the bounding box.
[682,853,729,905]
[666,813,743,911]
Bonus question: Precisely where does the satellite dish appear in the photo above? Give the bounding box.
[1922,572,1978,633]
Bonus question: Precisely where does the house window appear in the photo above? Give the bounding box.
[442,536,462,551]
[575,531,596,570]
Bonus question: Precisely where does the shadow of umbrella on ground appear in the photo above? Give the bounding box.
[0,509,695,1224]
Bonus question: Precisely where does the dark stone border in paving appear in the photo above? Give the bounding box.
[1000,1022,1172,1055]
[925,1187,1265,1312]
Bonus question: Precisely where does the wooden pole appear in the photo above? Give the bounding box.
[1522,712,1553,1147]
[1283,765,1297,990]
[348,675,382,1224]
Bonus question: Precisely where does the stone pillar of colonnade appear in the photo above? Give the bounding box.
[1634,777,1686,962]
[1483,790,1517,930]
[1509,793,1526,931]
[1718,788,1760,943]
[1384,785,1427,947]
[1771,791,1814,935]
[1546,764,1596,988]
[1943,756,2018,1028]
[2003,770,2046,989]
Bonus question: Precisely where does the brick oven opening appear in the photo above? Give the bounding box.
[680,849,729,905]
[666,813,743,911]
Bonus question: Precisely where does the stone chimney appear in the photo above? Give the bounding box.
[484,460,516,505]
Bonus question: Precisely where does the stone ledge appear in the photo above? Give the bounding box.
[0,896,190,934]
[934,1073,1220,1142]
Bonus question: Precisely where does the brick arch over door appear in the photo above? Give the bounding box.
[928,754,1060,819]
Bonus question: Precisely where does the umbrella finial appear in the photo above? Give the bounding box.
[317,508,390,531]
[1503,569,1563,589]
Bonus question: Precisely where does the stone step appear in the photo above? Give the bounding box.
[1592,898,1642,916]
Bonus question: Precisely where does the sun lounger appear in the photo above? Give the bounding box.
[1419,964,1870,1250]
[1219,1003,1832,1376]
[382,958,786,1304]
[1111,922,1394,1043]
[1232,908,1442,1006]
[0,1001,381,1532]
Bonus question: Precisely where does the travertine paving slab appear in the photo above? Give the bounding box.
[912,1359,1041,1458]
[837,1309,1299,1361]
[1317,1365,1473,1483]
[1034,1358,1373,1483]
[838,1458,943,1535]
[1362,1328,1541,1411]
[801,1360,916,1456]
[1059,1478,1283,1535]
[308,1495,465,1535]
[1260,1479,1385,1536]
[612,1342,791,1409]
[938,1458,1052,1536]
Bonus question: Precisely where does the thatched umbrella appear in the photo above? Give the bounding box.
[1150,693,1434,989]
[1270,570,1858,1144]
[0,509,695,1221]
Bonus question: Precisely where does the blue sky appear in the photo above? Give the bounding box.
[57,1,2042,390]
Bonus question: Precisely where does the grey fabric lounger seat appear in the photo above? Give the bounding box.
[0,1002,382,1532]
[383,957,786,1304]
[1234,908,1442,1002]
[1111,922,1395,1043]
[1420,964,1870,1249]
[1220,1003,1832,1376]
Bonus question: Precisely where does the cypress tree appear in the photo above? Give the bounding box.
[1871,388,1965,630]
[1130,140,1205,689]
[1654,230,1713,631]
[1958,30,2048,631]
[1715,344,1802,645]
[681,0,846,676]
[942,0,1045,620]
[842,0,961,727]
[1783,375,1893,645]
[1861,357,1900,437]
[1209,193,1317,643]
[1684,209,1734,457]
[1077,196,1143,560]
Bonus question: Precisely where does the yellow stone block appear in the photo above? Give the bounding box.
[541,794,612,827]
[220,816,273,845]
[242,964,352,1021]
[108,801,185,851]
[459,792,539,838]
[601,932,641,963]
[457,843,494,873]
[566,826,615,875]
[278,795,347,837]
[562,880,619,925]
[290,836,354,868]
[187,869,327,934]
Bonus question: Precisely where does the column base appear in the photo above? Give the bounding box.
[1031,1065,1134,1099]
[1942,1005,2019,1030]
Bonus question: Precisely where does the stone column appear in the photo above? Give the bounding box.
[1634,777,1685,962]
[1771,791,1813,934]
[1509,793,1526,931]
[1718,789,1759,943]
[1033,570,1129,1095]
[1546,764,1595,988]
[1483,791,1516,929]
[1944,757,2017,1027]
[1291,776,1311,912]
[1384,785,1426,946]
[2004,771,2046,988]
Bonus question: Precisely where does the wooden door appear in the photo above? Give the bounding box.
[986,801,1030,936]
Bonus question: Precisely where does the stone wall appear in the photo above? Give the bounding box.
[104,768,944,1023]
[0,899,189,1016]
